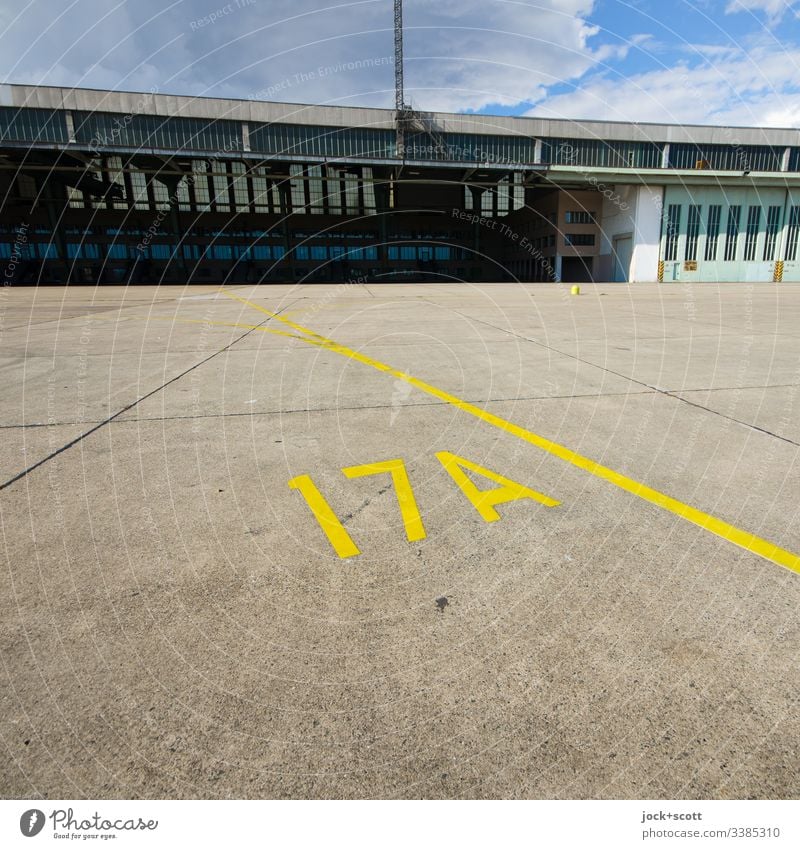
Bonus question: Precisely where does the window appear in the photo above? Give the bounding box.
[311,246,327,260]
[705,205,721,260]
[106,156,128,210]
[685,205,701,261]
[129,171,150,210]
[66,243,100,259]
[231,161,250,212]
[543,137,662,168]
[724,206,741,261]
[763,205,782,260]
[106,244,127,259]
[211,162,230,213]
[362,167,377,214]
[564,210,596,224]
[182,245,201,260]
[308,165,325,214]
[191,161,212,211]
[344,172,360,215]
[400,246,416,260]
[786,206,800,260]
[212,245,233,260]
[665,204,681,261]
[668,143,783,171]
[564,233,596,246]
[150,244,172,260]
[744,205,760,261]
[151,180,171,210]
[251,167,270,213]
[496,179,510,216]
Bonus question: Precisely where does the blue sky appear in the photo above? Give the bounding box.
[0,0,799,125]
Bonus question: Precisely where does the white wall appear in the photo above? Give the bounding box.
[598,185,663,282]
[630,186,663,282]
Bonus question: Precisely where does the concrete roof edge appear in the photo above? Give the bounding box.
[2,84,799,144]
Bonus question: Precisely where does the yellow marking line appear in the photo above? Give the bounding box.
[221,288,800,575]
[288,474,361,558]
[343,459,427,542]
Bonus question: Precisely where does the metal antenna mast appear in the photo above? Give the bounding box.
[394,0,404,114]
[392,0,445,159]
[394,0,407,154]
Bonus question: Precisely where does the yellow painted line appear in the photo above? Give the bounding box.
[221,288,800,575]
[288,474,360,558]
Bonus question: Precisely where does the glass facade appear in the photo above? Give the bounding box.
[404,132,534,164]
[0,107,69,143]
[73,111,243,153]
[543,138,662,169]
[669,143,784,172]
[3,105,798,174]
[249,123,394,158]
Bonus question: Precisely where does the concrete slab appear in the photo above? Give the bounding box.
[0,282,798,800]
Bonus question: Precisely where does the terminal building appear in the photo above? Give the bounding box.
[1,83,799,285]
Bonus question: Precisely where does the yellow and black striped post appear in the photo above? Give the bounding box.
[774,260,784,282]
[657,260,664,282]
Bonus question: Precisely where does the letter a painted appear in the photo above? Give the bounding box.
[436,451,559,522]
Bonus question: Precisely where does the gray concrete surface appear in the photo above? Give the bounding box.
[1,281,799,800]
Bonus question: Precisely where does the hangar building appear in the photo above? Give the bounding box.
[1,84,799,284]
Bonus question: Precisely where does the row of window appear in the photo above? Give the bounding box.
[664,203,800,262]
[463,174,526,217]
[564,233,596,246]
[528,235,557,251]
[0,242,290,262]
[564,210,597,224]
[72,111,242,153]
[544,139,663,169]
[402,132,535,165]
[0,242,471,262]
[4,106,797,172]
[386,246,470,261]
[63,158,379,216]
[249,123,394,159]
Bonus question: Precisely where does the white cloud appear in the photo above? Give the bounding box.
[725,0,799,26]
[0,0,615,114]
[527,43,800,127]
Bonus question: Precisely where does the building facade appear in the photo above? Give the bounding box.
[2,84,799,284]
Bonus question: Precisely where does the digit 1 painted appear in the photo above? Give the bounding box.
[341,459,427,542]
[288,474,361,558]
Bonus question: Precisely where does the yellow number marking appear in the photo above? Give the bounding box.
[342,459,427,542]
[288,474,360,558]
